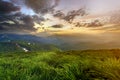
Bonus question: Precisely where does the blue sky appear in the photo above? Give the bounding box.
[20,6,35,15]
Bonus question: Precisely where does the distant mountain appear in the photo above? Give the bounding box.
[0,33,59,53]
[0,33,57,44]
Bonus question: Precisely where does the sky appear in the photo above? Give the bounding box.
[2,0,120,15]
[0,0,120,49]
[2,0,120,16]
[55,0,120,14]
[19,0,120,30]
[14,0,120,15]
[0,0,120,30]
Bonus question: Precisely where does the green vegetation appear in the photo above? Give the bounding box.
[0,41,59,52]
[0,49,120,80]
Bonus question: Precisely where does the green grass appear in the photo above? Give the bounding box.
[0,49,120,80]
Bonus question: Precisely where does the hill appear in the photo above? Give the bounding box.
[0,33,59,52]
[0,49,119,80]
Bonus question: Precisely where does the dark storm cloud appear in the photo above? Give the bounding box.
[0,0,20,14]
[25,0,60,14]
[0,0,37,31]
[0,0,86,32]
[0,0,21,31]
[25,0,51,13]
[0,0,61,32]
[0,12,36,31]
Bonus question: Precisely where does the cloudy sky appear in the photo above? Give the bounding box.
[0,0,120,49]
[9,0,120,15]
[0,0,120,33]
[1,0,120,16]
[1,0,120,15]
[55,0,120,14]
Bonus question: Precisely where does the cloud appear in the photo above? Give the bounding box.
[24,0,60,14]
[0,0,57,32]
[51,24,63,28]
[0,0,37,32]
[110,11,120,24]
[0,0,20,14]
[53,8,86,23]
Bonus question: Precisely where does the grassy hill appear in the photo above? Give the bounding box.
[0,49,120,80]
[0,41,59,53]
[0,33,60,52]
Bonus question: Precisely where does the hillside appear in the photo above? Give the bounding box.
[0,41,59,53]
[0,33,59,52]
[0,50,120,80]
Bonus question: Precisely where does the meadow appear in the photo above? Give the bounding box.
[0,49,120,80]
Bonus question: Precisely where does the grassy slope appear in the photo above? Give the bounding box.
[0,50,120,80]
[0,41,59,53]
